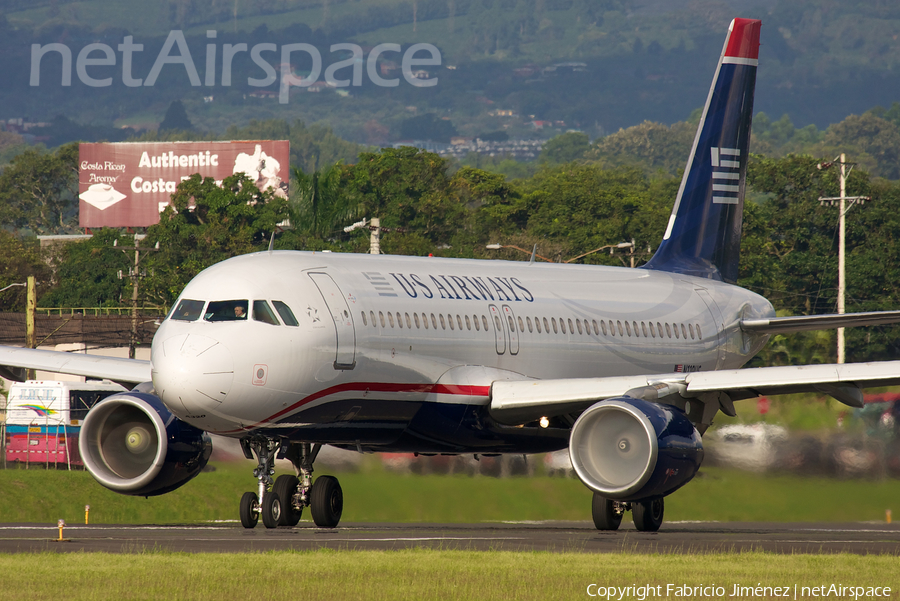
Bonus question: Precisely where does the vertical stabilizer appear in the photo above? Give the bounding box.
[642,18,761,284]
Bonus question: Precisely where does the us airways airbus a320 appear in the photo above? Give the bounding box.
[5,18,900,532]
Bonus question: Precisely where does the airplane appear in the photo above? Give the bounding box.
[5,17,900,532]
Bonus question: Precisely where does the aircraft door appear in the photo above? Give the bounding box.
[308,272,357,370]
[488,304,506,355]
[501,305,520,355]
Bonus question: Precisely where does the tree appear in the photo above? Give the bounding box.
[39,229,132,308]
[588,121,694,175]
[142,174,290,305]
[290,162,357,238]
[0,232,51,312]
[158,100,194,132]
[0,142,79,234]
[398,114,458,143]
[539,131,591,164]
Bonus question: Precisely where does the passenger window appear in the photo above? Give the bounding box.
[172,299,205,321]
[379,311,385,327]
[633,321,639,337]
[507,316,516,332]
[543,317,549,333]
[560,319,566,334]
[696,324,702,339]
[465,315,471,330]
[641,322,649,337]
[473,315,480,331]
[423,313,429,329]
[431,314,438,329]
[457,315,463,330]
[681,324,688,339]
[448,314,455,330]
[600,320,608,336]
[405,313,412,328]
[551,318,558,334]
[494,315,503,331]
[518,317,525,332]
[689,324,695,339]
[535,317,542,334]
[414,313,420,328]
[625,321,632,336]
[568,318,575,334]
[440,314,446,329]
[252,300,281,326]
[576,319,583,335]
[665,323,672,338]
[361,312,367,326]
[205,300,249,322]
[526,317,533,333]
[396,312,403,328]
[657,322,663,337]
[388,312,395,328]
[482,315,489,331]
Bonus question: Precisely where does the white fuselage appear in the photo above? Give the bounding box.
[150,251,774,446]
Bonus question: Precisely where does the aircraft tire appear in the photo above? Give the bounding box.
[261,492,282,529]
[273,475,302,526]
[632,498,664,532]
[310,475,343,528]
[239,492,259,529]
[591,493,622,531]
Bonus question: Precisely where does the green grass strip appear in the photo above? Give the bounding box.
[2,463,898,525]
[0,550,897,601]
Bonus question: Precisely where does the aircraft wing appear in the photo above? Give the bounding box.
[0,346,151,385]
[489,360,900,425]
[741,311,900,334]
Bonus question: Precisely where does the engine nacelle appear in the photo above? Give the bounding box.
[569,398,703,501]
[79,392,212,497]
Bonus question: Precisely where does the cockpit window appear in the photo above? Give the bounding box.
[205,300,249,322]
[272,301,299,327]
[171,299,205,321]
[253,300,281,326]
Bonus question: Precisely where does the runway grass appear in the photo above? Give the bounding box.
[0,550,897,601]
[0,461,898,525]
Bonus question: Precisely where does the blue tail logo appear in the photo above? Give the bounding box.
[643,18,761,284]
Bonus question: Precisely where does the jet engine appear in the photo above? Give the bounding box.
[568,398,703,501]
[79,392,212,497]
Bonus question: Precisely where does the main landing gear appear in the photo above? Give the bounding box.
[591,492,664,532]
[239,437,344,529]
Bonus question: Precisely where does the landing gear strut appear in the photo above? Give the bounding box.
[239,438,344,529]
[591,492,665,532]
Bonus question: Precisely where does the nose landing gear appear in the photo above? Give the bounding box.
[239,437,344,529]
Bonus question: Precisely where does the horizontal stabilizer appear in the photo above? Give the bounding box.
[741,311,900,334]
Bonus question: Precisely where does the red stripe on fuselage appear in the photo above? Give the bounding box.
[725,18,761,60]
[219,381,492,434]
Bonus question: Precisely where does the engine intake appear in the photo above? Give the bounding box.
[569,398,703,501]
[79,392,212,497]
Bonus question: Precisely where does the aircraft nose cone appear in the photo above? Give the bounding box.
[152,333,234,416]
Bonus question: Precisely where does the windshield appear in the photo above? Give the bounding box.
[204,300,249,322]
[171,299,205,321]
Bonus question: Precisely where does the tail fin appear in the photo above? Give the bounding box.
[642,18,761,284]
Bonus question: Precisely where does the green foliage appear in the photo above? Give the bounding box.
[587,121,694,175]
[0,142,79,235]
[142,174,290,304]
[398,114,459,143]
[39,229,132,308]
[158,100,194,132]
[538,131,591,164]
[0,231,50,311]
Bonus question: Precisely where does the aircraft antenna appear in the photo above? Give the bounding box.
[529,245,537,265]
[268,231,275,253]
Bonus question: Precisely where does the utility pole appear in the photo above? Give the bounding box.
[818,153,870,364]
[115,235,158,360]
[25,276,35,380]
[369,217,381,255]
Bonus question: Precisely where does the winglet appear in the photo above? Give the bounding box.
[642,18,761,284]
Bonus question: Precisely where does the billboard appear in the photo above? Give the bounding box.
[78,140,290,228]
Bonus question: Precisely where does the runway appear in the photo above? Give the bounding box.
[1,521,898,554]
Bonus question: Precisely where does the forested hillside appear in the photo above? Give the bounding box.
[3,0,900,143]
